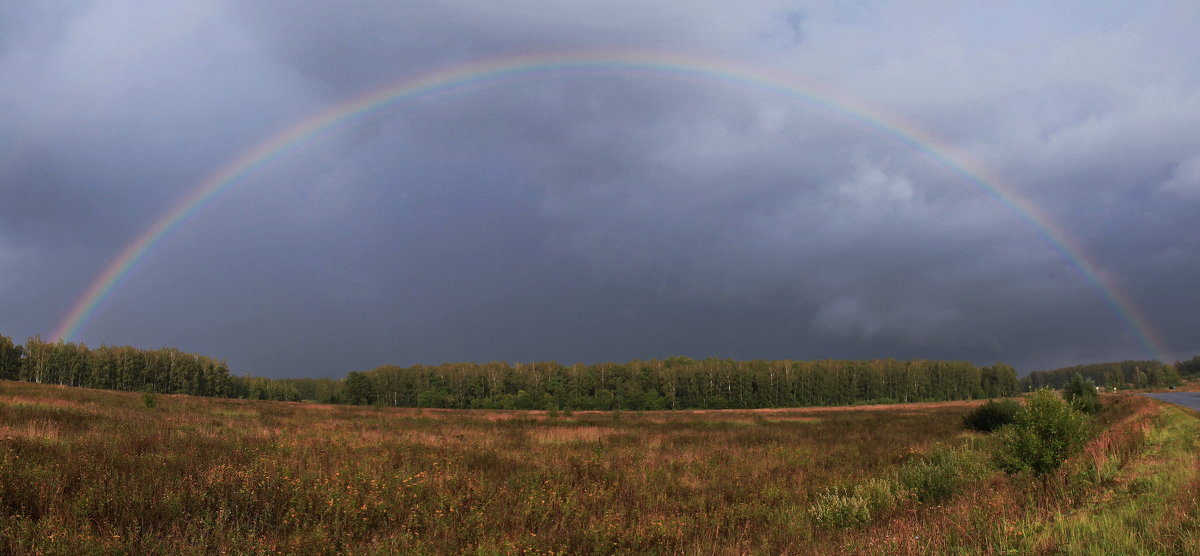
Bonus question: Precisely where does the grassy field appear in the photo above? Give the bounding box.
[0,380,1196,554]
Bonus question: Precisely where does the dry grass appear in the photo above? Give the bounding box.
[830,394,1200,555]
[0,380,1195,554]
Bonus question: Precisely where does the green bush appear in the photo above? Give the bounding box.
[1062,373,1102,414]
[142,389,158,409]
[856,477,905,516]
[963,399,1022,432]
[809,486,871,528]
[996,388,1088,475]
[808,477,906,528]
[899,445,986,502]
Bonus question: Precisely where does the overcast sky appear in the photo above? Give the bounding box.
[3,1,1198,378]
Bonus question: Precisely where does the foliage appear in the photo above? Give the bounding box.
[898,444,988,502]
[809,486,871,528]
[1023,359,1180,391]
[236,375,301,402]
[0,334,231,397]
[835,396,1199,554]
[0,332,1023,410]
[1062,373,1102,414]
[348,357,1017,411]
[978,363,1020,398]
[995,389,1089,475]
[810,476,908,529]
[962,398,1022,432]
[0,335,22,380]
[1177,355,1200,380]
[343,372,374,405]
[141,389,158,409]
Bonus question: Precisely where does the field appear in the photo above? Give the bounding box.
[1,380,1198,554]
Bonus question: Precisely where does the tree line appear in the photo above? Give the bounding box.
[0,335,234,397]
[1,333,1026,408]
[331,357,1021,410]
[6,331,1194,410]
[1020,359,1182,391]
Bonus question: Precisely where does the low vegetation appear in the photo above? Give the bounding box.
[962,398,1021,432]
[1,379,1197,553]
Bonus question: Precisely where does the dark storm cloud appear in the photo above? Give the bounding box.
[3,1,1198,376]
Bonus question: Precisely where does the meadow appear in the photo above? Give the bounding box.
[1,379,1197,554]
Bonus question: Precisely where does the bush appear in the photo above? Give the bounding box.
[142,389,158,409]
[1062,373,1102,414]
[898,445,987,502]
[996,388,1088,475]
[963,399,1022,432]
[855,477,905,518]
[808,477,906,528]
[809,486,871,528]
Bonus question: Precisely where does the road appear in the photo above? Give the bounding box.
[1144,391,1200,412]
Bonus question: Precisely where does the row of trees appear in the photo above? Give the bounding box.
[202,355,1200,407]
[6,331,1195,410]
[0,335,233,397]
[1021,360,1182,391]
[2,333,1021,409]
[332,357,1021,410]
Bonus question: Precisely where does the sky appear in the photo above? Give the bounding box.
[2,1,1198,378]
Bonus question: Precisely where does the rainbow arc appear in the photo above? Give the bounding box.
[50,51,1173,363]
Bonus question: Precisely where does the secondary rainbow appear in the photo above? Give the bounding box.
[51,50,1173,362]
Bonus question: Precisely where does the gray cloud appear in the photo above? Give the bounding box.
[2,1,1198,377]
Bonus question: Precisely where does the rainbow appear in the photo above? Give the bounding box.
[50,50,1173,362]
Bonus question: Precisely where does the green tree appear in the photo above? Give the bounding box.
[344,372,375,405]
[21,336,49,383]
[1179,356,1200,380]
[1062,373,1101,414]
[0,335,23,380]
[511,389,543,410]
[1162,364,1182,387]
[991,363,1019,396]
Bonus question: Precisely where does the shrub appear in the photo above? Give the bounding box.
[1062,373,1102,414]
[809,477,906,528]
[809,486,871,528]
[899,445,987,502]
[142,389,158,409]
[996,388,1088,475]
[963,399,1022,432]
[855,476,905,515]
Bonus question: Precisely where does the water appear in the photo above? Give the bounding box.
[1143,392,1200,412]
